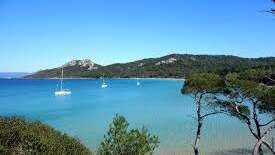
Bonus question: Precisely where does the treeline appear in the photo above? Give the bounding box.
[26,54,275,78]
[182,65,275,155]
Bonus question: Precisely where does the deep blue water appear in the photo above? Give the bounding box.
[0,79,262,154]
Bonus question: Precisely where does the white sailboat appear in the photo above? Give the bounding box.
[136,77,140,86]
[55,67,71,96]
[136,65,141,86]
[101,75,108,88]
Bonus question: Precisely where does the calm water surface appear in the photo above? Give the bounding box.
[0,79,266,154]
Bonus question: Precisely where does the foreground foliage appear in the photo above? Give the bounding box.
[0,115,159,155]
[98,114,159,155]
[182,73,226,155]
[182,66,275,155]
[0,117,92,155]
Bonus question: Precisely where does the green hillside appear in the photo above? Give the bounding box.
[26,54,275,78]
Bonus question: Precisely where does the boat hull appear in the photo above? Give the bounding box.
[101,84,108,88]
[55,90,71,96]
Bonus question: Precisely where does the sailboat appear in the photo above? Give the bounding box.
[55,67,71,96]
[101,75,108,88]
[136,67,141,86]
[136,77,140,86]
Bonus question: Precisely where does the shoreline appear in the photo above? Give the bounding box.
[1,77,184,81]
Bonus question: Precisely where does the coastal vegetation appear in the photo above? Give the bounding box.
[182,66,275,155]
[98,114,159,155]
[0,115,159,155]
[181,73,226,155]
[0,116,92,155]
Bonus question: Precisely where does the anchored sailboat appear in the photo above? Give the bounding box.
[101,75,108,88]
[136,78,140,86]
[136,67,141,86]
[55,67,71,96]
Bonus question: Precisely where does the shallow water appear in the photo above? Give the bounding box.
[0,79,272,154]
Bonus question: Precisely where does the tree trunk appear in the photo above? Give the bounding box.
[253,124,275,155]
[194,119,202,155]
[194,93,203,155]
[256,125,263,155]
[252,101,263,155]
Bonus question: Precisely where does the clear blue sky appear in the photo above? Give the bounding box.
[0,0,274,72]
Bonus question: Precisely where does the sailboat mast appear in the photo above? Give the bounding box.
[61,67,63,90]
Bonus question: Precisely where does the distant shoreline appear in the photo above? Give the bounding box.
[1,77,184,81]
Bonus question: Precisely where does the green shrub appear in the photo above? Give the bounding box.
[98,114,159,155]
[0,116,92,155]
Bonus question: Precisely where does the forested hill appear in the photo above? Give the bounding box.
[25,54,275,78]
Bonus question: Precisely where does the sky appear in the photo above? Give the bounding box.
[0,0,274,72]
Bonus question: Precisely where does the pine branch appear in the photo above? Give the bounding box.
[201,110,225,118]
[259,118,275,127]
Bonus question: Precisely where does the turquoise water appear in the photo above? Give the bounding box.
[0,79,263,154]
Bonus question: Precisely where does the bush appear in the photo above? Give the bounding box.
[0,116,92,155]
[98,114,159,155]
